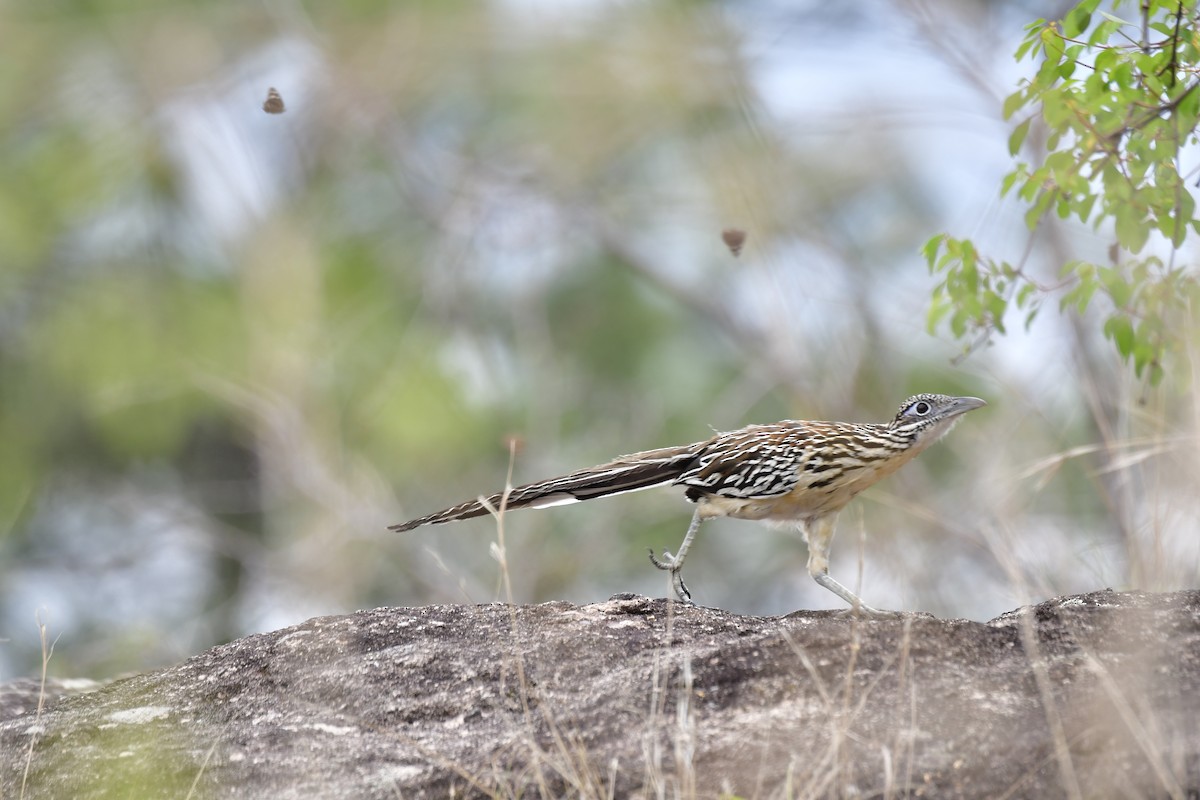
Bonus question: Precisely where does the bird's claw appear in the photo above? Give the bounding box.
[647,548,676,571]
[648,548,691,602]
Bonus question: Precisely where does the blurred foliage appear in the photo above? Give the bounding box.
[927,0,1200,385]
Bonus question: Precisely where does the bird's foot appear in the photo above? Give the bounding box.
[647,547,677,571]
[647,548,692,602]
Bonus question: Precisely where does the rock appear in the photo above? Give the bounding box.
[2,590,1198,798]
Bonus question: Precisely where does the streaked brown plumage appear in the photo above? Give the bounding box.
[389,393,985,612]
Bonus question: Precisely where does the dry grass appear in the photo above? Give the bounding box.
[428,393,1200,798]
[19,611,53,800]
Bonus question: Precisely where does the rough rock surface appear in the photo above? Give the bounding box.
[2,590,1198,798]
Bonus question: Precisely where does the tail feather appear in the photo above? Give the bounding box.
[388,443,700,532]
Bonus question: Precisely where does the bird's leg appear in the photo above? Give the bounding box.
[803,516,884,615]
[649,508,704,602]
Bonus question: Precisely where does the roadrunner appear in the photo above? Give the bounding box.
[390,393,985,612]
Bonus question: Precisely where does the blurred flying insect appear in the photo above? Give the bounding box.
[722,228,746,257]
[263,87,286,114]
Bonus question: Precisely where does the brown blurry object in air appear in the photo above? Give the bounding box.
[263,87,286,114]
[722,228,746,257]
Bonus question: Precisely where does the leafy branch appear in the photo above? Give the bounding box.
[925,0,1200,385]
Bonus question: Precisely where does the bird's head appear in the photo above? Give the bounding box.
[887,393,986,441]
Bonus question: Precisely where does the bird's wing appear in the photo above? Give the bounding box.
[674,423,813,499]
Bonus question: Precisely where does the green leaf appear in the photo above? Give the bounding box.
[1017,165,1045,202]
[1041,88,1074,127]
[1097,10,1134,26]
[986,291,1008,334]
[1093,46,1118,75]
[1008,118,1033,155]
[1099,266,1132,308]
[1103,315,1135,358]
[1016,282,1038,309]
[1003,88,1027,119]
[1038,28,1066,77]
[1025,189,1057,230]
[1172,192,1195,248]
[1074,192,1096,224]
[1177,83,1200,121]
[1000,169,1020,197]
[1063,6,1092,38]
[926,295,952,334]
[1075,276,1098,313]
[1089,19,1122,46]
[921,234,947,270]
[1015,35,1037,62]
[1112,61,1133,89]
[1114,206,1150,253]
[961,242,978,293]
[950,309,967,338]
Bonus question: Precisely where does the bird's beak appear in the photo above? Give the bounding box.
[950,396,987,415]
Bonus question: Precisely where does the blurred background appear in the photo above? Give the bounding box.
[2,0,1196,680]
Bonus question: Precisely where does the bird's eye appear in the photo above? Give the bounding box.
[910,401,932,416]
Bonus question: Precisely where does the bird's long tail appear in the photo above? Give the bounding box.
[388,443,700,532]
